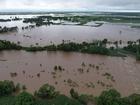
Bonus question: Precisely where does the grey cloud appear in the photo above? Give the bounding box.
[0,0,140,11]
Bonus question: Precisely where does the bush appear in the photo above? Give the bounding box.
[97,89,122,105]
[125,94,140,105]
[70,88,79,99]
[136,53,140,61]
[15,92,35,105]
[0,96,15,105]
[0,80,15,96]
[0,40,22,51]
[35,83,59,99]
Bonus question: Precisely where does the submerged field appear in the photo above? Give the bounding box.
[0,12,140,99]
[0,50,140,96]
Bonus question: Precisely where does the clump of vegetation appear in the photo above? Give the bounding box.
[37,73,40,77]
[102,72,115,82]
[85,82,95,88]
[97,80,106,87]
[136,53,140,61]
[54,65,58,71]
[96,66,99,70]
[10,72,18,77]
[96,89,121,105]
[53,65,64,72]
[70,88,95,105]
[15,91,35,105]
[0,80,15,96]
[15,83,21,93]
[0,26,18,33]
[70,88,79,99]
[77,68,84,73]
[24,46,46,52]
[123,42,140,60]
[35,83,59,99]
[81,62,86,67]
[89,64,95,68]
[67,79,79,87]
[0,40,22,51]
[22,85,27,91]
[125,94,140,105]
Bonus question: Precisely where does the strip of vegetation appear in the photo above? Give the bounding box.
[2,39,140,60]
[0,80,139,105]
[0,80,81,105]
[23,15,140,27]
[0,17,21,22]
[0,40,22,51]
[0,40,125,57]
[0,19,11,22]
[131,25,140,29]
[0,26,18,33]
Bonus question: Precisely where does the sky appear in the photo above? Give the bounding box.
[0,0,140,12]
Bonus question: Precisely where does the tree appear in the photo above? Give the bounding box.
[70,88,79,99]
[15,92,35,105]
[97,89,122,105]
[0,80,15,96]
[36,83,59,99]
[102,39,108,46]
[127,94,140,105]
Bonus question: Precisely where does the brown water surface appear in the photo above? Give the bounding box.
[0,50,140,96]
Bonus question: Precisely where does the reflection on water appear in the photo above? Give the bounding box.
[0,50,140,96]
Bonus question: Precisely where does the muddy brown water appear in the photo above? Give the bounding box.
[0,14,140,96]
[0,50,140,96]
[0,22,140,47]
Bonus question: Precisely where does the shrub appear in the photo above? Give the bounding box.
[0,80,15,96]
[35,83,59,99]
[70,88,79,99]
[136,53,140,61]
[15,92,35,105]
[97,89,122,105]
[125,94,140,105]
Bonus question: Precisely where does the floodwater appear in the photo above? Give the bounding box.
[0,50,140,96]
[0,14,140,96]
[0,15,140,46]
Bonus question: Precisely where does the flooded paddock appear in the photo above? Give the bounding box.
[0,24,140,46]
[0,50,140,96]
[0,14,140,46]
[0,14,140,96]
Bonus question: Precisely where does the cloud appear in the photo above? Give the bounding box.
[0,0,140,12]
